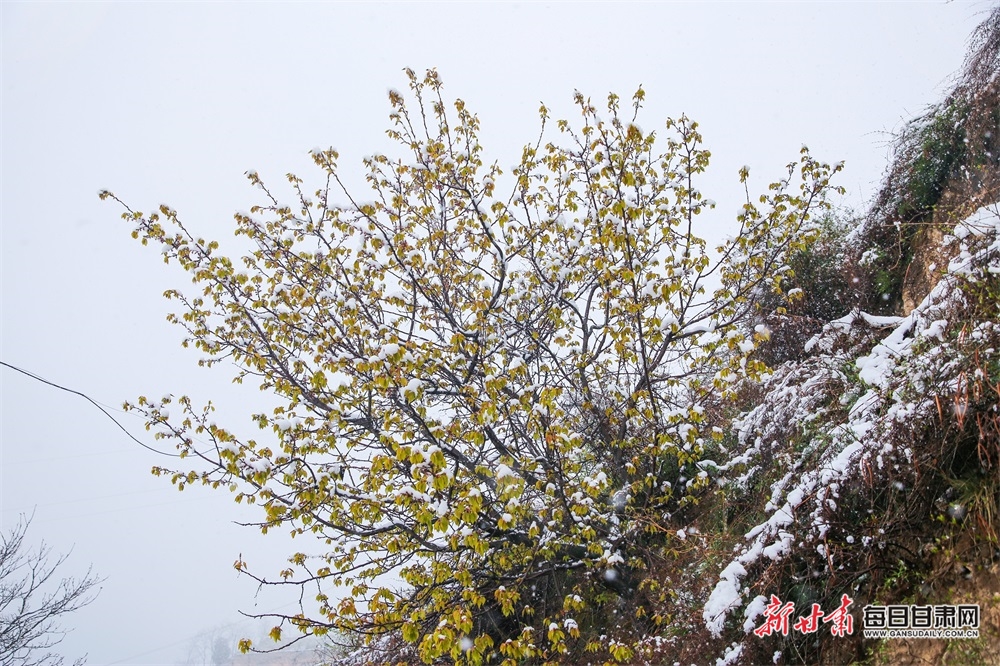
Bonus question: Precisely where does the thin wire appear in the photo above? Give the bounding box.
[0,360,180,458]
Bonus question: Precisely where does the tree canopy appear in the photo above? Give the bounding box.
[102,69,842,665]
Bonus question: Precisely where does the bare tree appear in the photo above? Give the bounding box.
[0,515,101,666]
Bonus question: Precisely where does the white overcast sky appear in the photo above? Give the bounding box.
[0,1,992,664]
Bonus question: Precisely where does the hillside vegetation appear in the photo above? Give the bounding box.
[677,9,1000,665]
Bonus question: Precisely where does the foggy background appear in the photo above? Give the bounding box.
[1,2,990,663]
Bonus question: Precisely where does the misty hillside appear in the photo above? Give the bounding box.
[690,9,1000,666]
